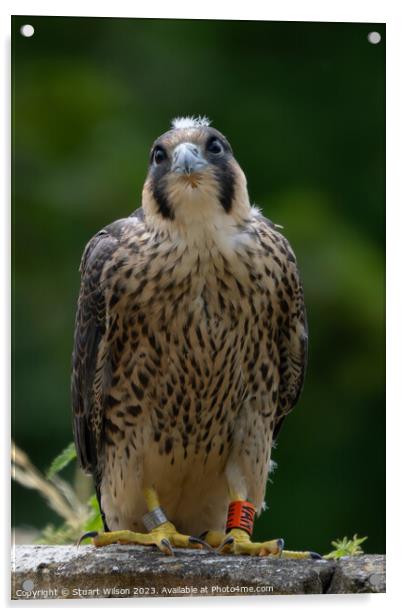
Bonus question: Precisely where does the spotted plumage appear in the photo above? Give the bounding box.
[72,117,307,540]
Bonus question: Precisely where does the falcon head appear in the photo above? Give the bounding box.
[142,116,251,234]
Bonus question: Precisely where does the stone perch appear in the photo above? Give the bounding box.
[11,545,385,600]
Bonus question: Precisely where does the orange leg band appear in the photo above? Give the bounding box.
[226,500,256,536]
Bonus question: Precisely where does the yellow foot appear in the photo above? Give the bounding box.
[78,522,211,556]
[200,529,321,558]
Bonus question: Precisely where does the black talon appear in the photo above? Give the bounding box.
[217,535,235,553]
[76,531,99,548]
[160,537,174,556]
[310,551,323,560]
[189,536,217,552]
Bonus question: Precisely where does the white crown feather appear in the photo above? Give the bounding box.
[171,115,211,130]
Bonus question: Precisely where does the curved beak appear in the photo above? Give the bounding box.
[172,142,208,175]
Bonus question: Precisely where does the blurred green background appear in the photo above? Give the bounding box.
[12,17,385,554]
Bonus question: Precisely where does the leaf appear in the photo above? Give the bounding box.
[323,534,368,560]
[46,442,77,479]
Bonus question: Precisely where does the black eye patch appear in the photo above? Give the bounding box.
[148,147,174,220]
[203,132,235,212]
[214,162,236,213]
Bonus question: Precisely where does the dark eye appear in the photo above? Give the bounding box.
[207,138,224,155]
[153,146,166,164]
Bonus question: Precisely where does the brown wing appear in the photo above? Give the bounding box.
[71,209,144,471]
[71,210,145,531]
[257,214,308,439]
[71,226,119,477]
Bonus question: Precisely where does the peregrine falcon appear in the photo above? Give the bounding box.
[73,116,315,557]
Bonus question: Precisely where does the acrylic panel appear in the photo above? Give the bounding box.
[11,16,385,599]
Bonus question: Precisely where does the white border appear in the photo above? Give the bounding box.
[0,0,391,22]
[2,1,400,613]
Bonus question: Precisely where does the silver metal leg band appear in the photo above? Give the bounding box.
[142,507,168,531]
